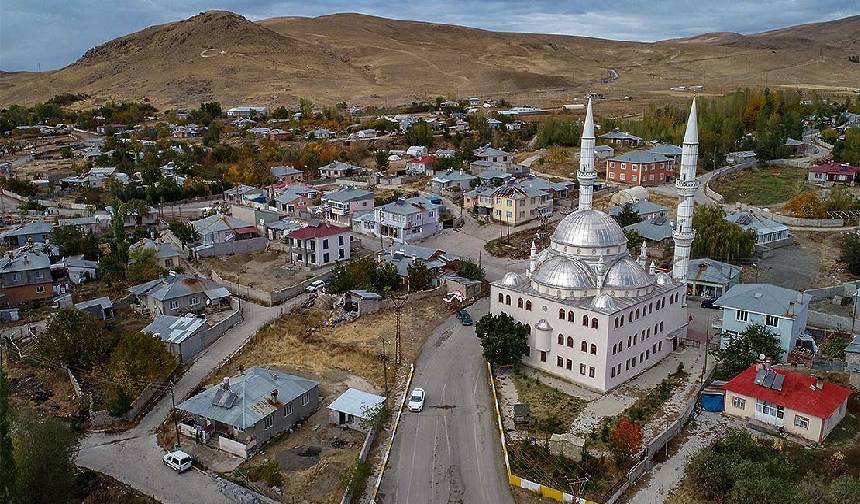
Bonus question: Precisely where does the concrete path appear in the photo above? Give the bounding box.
[77,297,305,504]
[377,298,514,504]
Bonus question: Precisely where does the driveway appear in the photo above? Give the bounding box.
[377,298,514,504]
[77,297,304,504]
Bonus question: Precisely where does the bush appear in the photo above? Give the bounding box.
[340,458,372,498]
[784,191,827,218]
[249,460,282,488]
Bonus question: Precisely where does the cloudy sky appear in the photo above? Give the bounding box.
[1,0,856,71]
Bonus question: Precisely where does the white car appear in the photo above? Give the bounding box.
[305,280,326,293]
[163,450,193,473]
[407,388,426,412]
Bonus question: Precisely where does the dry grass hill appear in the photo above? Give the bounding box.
[1,10,859,110]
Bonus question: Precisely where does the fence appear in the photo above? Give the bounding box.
[211,269,333,306]
[194,237,268,259]
[339,428,377,504]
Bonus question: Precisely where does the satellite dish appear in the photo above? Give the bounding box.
[758,353,766,361]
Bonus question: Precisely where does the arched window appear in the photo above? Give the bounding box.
[614,318,618,328]
[505,295,511,306]
[525,300,532,311]
[590,344,597,355]
[558,334,564,345]
[517,297,523,308]
[649,302,653,313]
[559,309,565,320]
[612,343,617,354]
[498,293,504,303]
[620,316,624,327]
[567,336,574,347]
[582,315,589,326]
[580,341,588,352]
[635,308,640,319]
[567,311,574,322]
[591,318,598,329]
[526,324,531,334]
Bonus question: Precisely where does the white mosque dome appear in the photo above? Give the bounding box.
[535,319,552,331]
[656,273,673,286]
[603,258,654,290]
[531,255,595,290]
[591,293,619,311]
[552,209,627,249]
[500,272,521,287]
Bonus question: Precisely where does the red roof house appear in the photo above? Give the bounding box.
[808,162,860,184]
[723,364,852,443]
[286,223,352,268]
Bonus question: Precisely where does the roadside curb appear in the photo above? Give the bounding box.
[369,363,415,503]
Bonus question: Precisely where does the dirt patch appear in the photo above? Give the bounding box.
[73,468,160,504]
[511,372,587,430]
[5,356,83,421]
[485,223,555,259]
[204,250,315,292]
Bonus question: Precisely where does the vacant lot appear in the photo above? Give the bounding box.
[710,165,813,206]
[204,250,316,293]
[511,372,587,430]
[485,223,555,259]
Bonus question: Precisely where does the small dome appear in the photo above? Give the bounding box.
[603,258,654,289]
[552,209,627,249]
[591,293,618,311]
[531,255,595,290]
[500,272,520,287]
[656,273,673,286]
[535,319,552,331]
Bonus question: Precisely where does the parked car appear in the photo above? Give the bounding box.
[700,298,719,309]
[407,388,426,412]
[163,450,193,473]
[457,310,473,326]
[305,280,326,293]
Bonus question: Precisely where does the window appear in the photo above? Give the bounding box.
[189,296,200,306]
[498,293,504,303]
[611,367,616,378]
[284,403,293,416]
[339,249,344,259]
[580,341,588,352]
[591,318,598,329]
[590,344,597,355]
[322,239,329,249]
[557,356,564,367]
[626,360,630,371]
[765,315,778,328]
[35,270,43,279]
[525,300,532,311]
[264,415,273,429]
[540,351,547,362]
[618,341,623,351]
[567,311,574,322]
[518,297,523,308]
[323,252,330,263]
[755,400,784,419]
[339,235,344,246]
[579,363,586,375]
[794,414,809,430]
[567,336,574,348]
[564,359,571,370]
[302,392,310,406]
[559,309,565,320]
[169,300,179,310]
[558,334,564,345]
[736,310,749,322]
[660,321,664,332]
[36,286,45,293]
[732,396,746,410]
[505,295,511,306]
[612,343,617,355]
[589,367,595,378]
[582,315,589,326]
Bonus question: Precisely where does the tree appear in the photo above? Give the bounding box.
[783,191,827,218]
[100,331,176,415]
[326,257,401,296]
[533,414,565,449]
[51,226,100,260]
[12,416,78,504]
[839,231,860,276]
[36,309,115,370]
[455,259,485,281]
[406,261,434,292]
[819,332,851,360]
[127,247,165,284]
[475,313,529,368]
[612,202,642,227]
[826,185,857,213]
[168,220,200,246]
[102,202,130,281]
[692,205,756,262]
[375,149,390,171]
[715,324,785,379]
[609,417,642,465]
[0,369,14,503]
[405,120,433,147]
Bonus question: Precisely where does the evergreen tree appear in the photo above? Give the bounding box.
[476,313,529,368]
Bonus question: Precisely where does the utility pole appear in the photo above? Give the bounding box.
[391,295,408,365]
[380,335,390,402]
[170,385,181,448]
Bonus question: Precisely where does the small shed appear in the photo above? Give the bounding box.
[74,297,114,320]
[143,314,206,362]
[328,388,386,432]
[345,290,382,316]
[445,275,482,300]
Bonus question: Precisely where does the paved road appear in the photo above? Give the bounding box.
[377,298,515,504]
[77,298,303,504]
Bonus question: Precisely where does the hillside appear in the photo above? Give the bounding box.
[1,11,859,110]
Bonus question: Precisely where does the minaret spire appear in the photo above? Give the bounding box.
[672,99,700,283]
[577,98,597,211]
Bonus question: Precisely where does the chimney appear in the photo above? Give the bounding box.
[271,388,279,400]
[221,377,230,390]
[815,377,823,390]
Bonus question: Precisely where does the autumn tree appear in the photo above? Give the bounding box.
[100,331,176,415]
[455,259,485,281]
[476,313,529,368]
[612,202,643,227]
[715,324,784,379]
[127,247,165,284]
[840,231,860,276]
[36,309,115,370]
[405,120,433,147]
[12,417,78,504]
[375,149,390,171]
[609,417,643,465]
[784,191,827,218]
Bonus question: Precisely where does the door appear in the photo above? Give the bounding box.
[339,411,346,425]
[672,336,678,351]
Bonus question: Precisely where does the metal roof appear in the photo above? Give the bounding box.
[178,368,318,430]
[725,211,789,236]
[380,196,442,216]
[323,187,374,203]
[74,296,113,311]
[552,209,628,249]
[0,247,51,273]
[192,214,256,235]
[609,151,670,164]
[327,388,385,418]
[0,221,54,238]
[687,258,742,286]
[647,144,682,156]
[608,201,668,217]
[623,217,674,242]
[433,170,476,183]
[144,315,205,344]
[715,283,808,318]
[128,274,230,302]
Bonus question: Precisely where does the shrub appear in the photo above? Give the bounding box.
[249,460,282,488]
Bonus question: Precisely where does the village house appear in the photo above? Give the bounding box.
[406,145,428,158]
[328,388,386,432]
[435,149,456,159]
[286,222,352,268]
[358,196,444,242]
[463,185,501,216]
[477,169,514,185]
[129,273,231,316]
[57,216,101,235]
[647,144,682,166]
[406,155,435,175]
[725,211,791,248]
[309,127,333,139]
[51,254,98,284]
[265,220,303,242]
[226,106,268,118]
[607,201,669,221]
[230,205,281,234]
[686,258,742,299]
[0,221,54,248]
[320,161,362,179]
[784,137,805,156]
[267,129,291,141]
[352,128,378,140]
[517,176,573,201]
[131,238,181,269]
[379,243,457,285]
[430,170,477,192]
[223,184,267,204]
[171,124,200,138]
[492,184,552,226]
[177,368,319,458]
[0,247,53,306]
[270,165,304,183]
[715,283,810,360]
[808,162,860,184]
[74,296,113,320]
[191,214,259,247]
[599,130,643,147]
[322,186,374,225]
[594,144,615,159]
[606,151,673,186]
[726,150,758,165]
[473,146,513,166]
[623,216,674,244]
[723,364,852,443]
[273,183,319,216]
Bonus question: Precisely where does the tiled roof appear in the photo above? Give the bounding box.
[287,223,349,239]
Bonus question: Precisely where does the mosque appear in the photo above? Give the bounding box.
[489,98,699,392]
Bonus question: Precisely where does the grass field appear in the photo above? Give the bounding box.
[709,165,813,206]
[511,372,587,428]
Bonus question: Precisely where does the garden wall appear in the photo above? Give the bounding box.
[211,269,333,306]
[194,237,268,259]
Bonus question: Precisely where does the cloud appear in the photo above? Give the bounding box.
[0,0,855,71]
